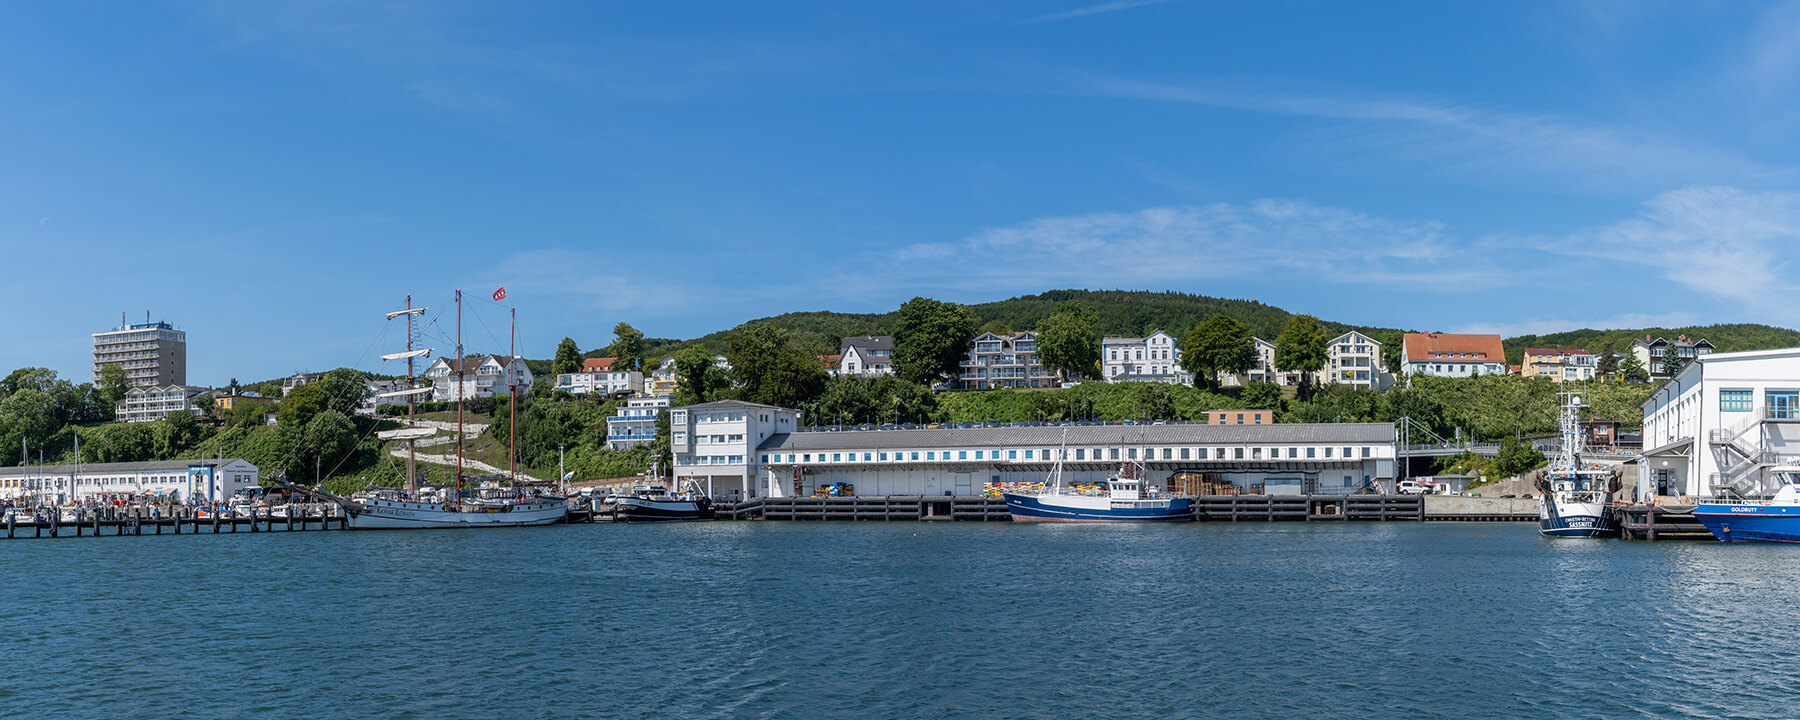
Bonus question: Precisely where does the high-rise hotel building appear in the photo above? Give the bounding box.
[93,319,186,388]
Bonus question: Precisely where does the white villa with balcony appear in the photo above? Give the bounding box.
[1324,331,1392,390]
[959,331,1056,389]
[1103,332,1190,384]
[116,384,211,423]
[424,355,532,402]
[837,336,895,378]
[607,396,670,449]
[1640,346,1800,501]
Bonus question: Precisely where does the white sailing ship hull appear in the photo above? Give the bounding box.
[347,498,566,529]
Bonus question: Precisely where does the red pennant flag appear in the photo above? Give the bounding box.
[492,286,507,301]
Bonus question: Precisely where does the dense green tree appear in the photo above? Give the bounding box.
[607,323,646,371]
[0,367,60,396]
[1275,315,1330,400]
[726,323,827,409]
[98,364,130,409]
[196,395,217,416]
[1495,435,1547,477]
[153,411,207,458]
[979,320,1011,336]
[1378,331,1405,373]
[1183,314,1257,390]
[0,389,60,465]
[890,297,977,385]
[1241,381,1281,410]
[1619,353,1648,383]
[1035,304,1100,381]
[299,410,358,483]
[673,347,724,405]
[552,337,583,376]
[279,382,329,430]
[1660,349,1688,378]
[1595,342,1620,380]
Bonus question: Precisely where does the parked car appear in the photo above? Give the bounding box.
[1395,480,1431,495]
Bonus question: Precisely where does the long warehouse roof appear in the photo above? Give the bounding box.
[758,423,1394,452]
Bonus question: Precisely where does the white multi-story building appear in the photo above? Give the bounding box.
[554,357,643,396]
[359,378,423,415]
[1221,338,1280,387]
[424,355,533,402]
[92,319,186,388]
[837,336,895,378]
[1323,331,1391,390]
[606,396,670,449]
[959,332,1056,389]
[1640,347,1800,500]
[671,399,802,499]
[1102,332,1188,384]
[116,384,211,423]
[1400,333,1506,379]
[282,373,321,397]
[756,423,1396,497]
[0,458,258,504]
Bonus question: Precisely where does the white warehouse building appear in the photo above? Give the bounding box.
[0,458,259,505]
[1640,347,1800,500]
[754,423,1396,498]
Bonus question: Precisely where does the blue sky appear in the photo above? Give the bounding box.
[6,1,1800,385]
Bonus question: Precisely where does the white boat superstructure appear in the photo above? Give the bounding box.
[1537,391,1619,538]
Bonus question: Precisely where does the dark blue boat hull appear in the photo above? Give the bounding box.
[1694,504,1800,543]
[1003,494,1194,522]
[1539,513,1619,538]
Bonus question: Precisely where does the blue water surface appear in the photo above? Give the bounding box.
[0,522,1786,719]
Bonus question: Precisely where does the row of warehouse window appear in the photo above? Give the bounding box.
[761,446,1376,464]
[1720,389,1800,418]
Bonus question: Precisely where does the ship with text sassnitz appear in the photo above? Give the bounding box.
[1535,391,1620,538]
[1003,434,1193,522]
[1692,467,1800,542]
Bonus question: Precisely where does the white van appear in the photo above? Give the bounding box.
[1395,480,1429,495]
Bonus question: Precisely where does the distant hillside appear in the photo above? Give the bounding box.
[1499,324,1800,365]
[630,290,1406,363]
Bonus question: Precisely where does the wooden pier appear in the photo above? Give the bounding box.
[1613,504,1713,540]
[1194,494,1427,521]
[2,505,349,538]
[713,496,1012,521]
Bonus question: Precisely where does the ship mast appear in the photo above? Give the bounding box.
[509,306,517,497]
[456,290,464,499]
[406,294,417,495]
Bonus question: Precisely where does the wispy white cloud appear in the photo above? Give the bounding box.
[1557,186,1800,316]
[1070,73,1780,193]
[872,199,1502,296]
[38,217,48,226]
[1453,312,1701,339]
[1029,0,1175,24]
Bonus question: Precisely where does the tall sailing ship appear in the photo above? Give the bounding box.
[1535,391,1619,538]
[329,291,566,530]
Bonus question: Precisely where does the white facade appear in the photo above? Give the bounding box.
[1640,347,1800,500]
[425,355,533,402]
[671,400,803,499]
[959,332,1055,389]
[1102,332,1188,384]
[1323,331,1391,390]
[1401,333,1506,379]
[607,396,670,449]
[838,336,895,378]
[116,384,209,423]
[283,373,321,397]
[757,424,1396,497]
[0,458,258,505]
[92,320,186,388]
[554,370,644,396]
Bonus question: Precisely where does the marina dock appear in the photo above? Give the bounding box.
[1613,504,1713,540]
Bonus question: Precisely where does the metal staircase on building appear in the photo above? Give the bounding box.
[1708,409,1780,497]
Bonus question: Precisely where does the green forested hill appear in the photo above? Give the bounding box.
[635,290,1407,362]
[1500,324,1800,365]
[572,289,1800,369]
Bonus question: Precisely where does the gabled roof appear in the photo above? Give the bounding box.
[434,355,525,373]
[1403,333,1504,363]
[839,336,893,355]
[1523,347,1591,356]
[679,399,796,412]
[582,357,618,372]
[1330,331,1379,344]
[818,354,841,369]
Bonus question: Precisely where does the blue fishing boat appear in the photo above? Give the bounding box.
[1004,433,1192,523]
[1537,391,1620,538]
[1693,467,1800,543]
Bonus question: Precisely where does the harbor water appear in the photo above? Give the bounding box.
[0,522,1792,719]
